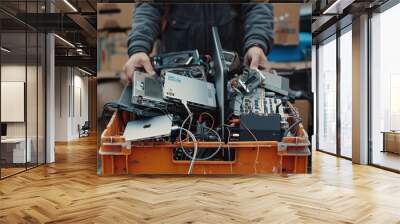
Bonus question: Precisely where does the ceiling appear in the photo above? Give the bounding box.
[0,0,97,73]
[312,0,390,42]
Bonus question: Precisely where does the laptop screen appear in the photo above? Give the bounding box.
[212,26,228,139]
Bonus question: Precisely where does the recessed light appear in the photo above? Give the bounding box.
[1,47,11,53]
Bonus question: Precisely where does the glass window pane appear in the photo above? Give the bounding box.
[0,0,46,179]
[371,3,400,171]
[38,33,45,165]
[340,29,352,158]
[1,31,27,177]
[27,31,38,169]
[318,38,337,154]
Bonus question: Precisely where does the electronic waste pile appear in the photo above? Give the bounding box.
[99,27,310,175]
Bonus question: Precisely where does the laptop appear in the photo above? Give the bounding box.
[123,114,172,142]
[163,71,217,109]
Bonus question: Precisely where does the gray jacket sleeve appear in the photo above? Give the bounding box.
[127,4,164,57]
[241,4,274,55]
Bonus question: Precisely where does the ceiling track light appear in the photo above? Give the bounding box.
[78,67,94,76]
[63,0,78,12]
[1,47,11,53]
[54,34,75,48]
[322,0,354,15]
[322,0,342,15]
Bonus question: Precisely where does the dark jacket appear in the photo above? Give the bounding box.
[127,3,273,57]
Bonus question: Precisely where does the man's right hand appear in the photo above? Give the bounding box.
[122,52,155,85]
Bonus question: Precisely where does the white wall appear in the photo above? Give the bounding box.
[1,65,39,137]
[72,74,89,138]
[1,64,46,164]
[55,67,69,141]
[54,67,89,141]
[1,66,27,138]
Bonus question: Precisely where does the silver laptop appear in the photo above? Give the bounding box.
[163,72,216,109]
[123,114,172,142]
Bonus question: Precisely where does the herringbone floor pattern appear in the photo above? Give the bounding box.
[1,135,400,223]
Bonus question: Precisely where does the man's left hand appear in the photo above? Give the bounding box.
[244,46,270,71]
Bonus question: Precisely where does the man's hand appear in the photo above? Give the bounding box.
[122,52,155,85]
[244,46,270,71]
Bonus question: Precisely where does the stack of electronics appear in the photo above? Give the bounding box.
[108,27,306,174]
[226,68,302,142]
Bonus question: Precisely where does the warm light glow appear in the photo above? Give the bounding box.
[54,34,75,48]
[63,0,78,12]
[1,47,11,53]
[322,0,341,15]
[77,67,93,76]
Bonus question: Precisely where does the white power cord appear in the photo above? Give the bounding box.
[179,125,222,161]
[182,101,197,174]
[176,101,224,174]
[172,125,198,174]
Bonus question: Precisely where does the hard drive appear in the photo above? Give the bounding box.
[131,71,167,108]
[163,72,217,109]
[160,65,207,81]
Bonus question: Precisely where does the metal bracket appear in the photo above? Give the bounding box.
[277,143,287,152]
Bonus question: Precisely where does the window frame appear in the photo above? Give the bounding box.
[0,1,48,180]
[367,0,400,173]
[315,22,353,160]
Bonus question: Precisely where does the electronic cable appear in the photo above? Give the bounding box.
[240,119,260,173]
[182,101,193,130]
[141,106,173,121]
[177,101,222,162]
[103,102,127,132]
[284,118,303,137]
[172,126,198,174]
[223,124,233,173]
[181,101,198,173]
[199,112,215,129]
[288,103,300,118]
[177,101,194,143]
[179,124,223,161]
[284,102,302,136]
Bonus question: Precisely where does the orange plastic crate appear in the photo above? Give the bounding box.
[98,111,310,175]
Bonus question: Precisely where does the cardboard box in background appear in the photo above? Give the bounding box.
[97,3,134,31]
[97,3,136,73]
[294,99,311,133]
[98,33,129,73]
[274,3,300,46]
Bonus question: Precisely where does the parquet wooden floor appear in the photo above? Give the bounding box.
[1,135,400,224]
